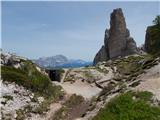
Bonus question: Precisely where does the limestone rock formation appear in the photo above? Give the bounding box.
[93,8,138,65]
[93,46,108,64]
[144,25,160,55]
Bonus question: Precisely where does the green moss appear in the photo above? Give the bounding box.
[92,91,160,120]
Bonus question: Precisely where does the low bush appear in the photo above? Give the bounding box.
[93,91,160,120]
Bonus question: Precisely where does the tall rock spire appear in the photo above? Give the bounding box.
[93,8,138,65]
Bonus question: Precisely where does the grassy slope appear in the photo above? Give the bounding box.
[92,91,160,120]
[1,60,62,98]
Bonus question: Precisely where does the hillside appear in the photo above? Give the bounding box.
[1,51,160,120]
[1,51,63,119]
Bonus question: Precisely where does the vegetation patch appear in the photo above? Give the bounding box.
[1,60,63,99]
[83,71,94,83]
[95,65,109,74]
[92,91,160,120]
[52,94,85,120]
[112,55,158,83]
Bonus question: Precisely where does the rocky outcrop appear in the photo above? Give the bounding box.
[93,46,108,65]
[93,8,138,65]
[144,25,160,55]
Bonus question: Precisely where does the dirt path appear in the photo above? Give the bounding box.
[45,103,62,120]
[55,80,101,99]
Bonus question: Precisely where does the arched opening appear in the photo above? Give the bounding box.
[46,69,61,82]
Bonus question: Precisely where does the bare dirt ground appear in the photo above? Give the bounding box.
[136,63,160,100]
[55,80,101,99]
[65,101,90,120]
[54,68,102,99]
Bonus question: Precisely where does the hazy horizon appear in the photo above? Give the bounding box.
[2,1,159,61]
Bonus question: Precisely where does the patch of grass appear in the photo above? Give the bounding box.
[52,94,84,120]
[113,55,157,83]
[33,99,51,114]
[52,106,66,120]
[95,66,109,74]
[133,91,153,101]
[116,56,142,75]
[64,94,84,107]
[83,71,94,83]
[92,91,160,120]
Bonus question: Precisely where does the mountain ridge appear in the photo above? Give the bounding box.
[33,54,92,68]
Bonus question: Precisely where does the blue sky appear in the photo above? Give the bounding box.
[2,1,159,61]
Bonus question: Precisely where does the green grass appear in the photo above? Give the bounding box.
[1,60,63,98]
[92,91,160,120]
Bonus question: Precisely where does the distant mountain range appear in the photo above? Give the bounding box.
[33,55,92,68]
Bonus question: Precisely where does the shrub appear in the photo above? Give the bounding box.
[93,91,160,120]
